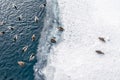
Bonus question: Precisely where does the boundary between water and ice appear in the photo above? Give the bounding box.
[34,0,62,80]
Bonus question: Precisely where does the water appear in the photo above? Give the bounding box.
[0,0,46,80]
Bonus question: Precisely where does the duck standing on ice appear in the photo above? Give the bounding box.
[51,37,56,43]
[57,27,64,31]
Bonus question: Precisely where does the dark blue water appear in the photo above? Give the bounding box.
[0,0,46,80]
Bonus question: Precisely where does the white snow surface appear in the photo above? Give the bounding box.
[43,0,120,80]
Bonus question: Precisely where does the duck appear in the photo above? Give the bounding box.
[18,15,22,21]
[34,16,39,23]
[95,50,104,54]
[40,3,46,8]
[29,53,35,61]
[98,37,105,42]
[18,61,25,67]
[51,37,56,43]
[0,31,5,36]
[8,26,14,30]
[43,3,46,7]
[13,4,17,10]
[13,35,18,41]
[57,27,64,31]
[0,21,5,26]
[22,46,28,52]
[32,34,36,41]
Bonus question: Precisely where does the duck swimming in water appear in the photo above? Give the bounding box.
[18,61,25,67]
[0,21,5,26]
[8,26,14,31]
[32,34,36,41]
[29,53,35,61]
[22,46,28,52]
[34,16,39,23]
[18,15,22,21]
[40,3,46,8]
[0,31,5,36]
[13,35,18,41]
[13,4,17,10]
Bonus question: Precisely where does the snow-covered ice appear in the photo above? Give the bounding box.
[43,0,120,80]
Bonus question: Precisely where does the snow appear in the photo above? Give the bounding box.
[43,0,120,80]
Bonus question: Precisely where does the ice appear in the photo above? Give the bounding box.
[44,0,120,80]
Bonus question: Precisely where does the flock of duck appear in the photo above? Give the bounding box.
[96,37,108,54]
[0,3,64,67]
